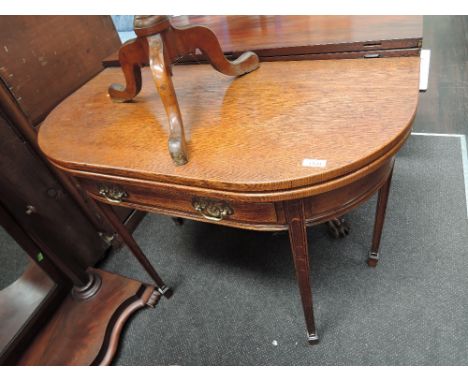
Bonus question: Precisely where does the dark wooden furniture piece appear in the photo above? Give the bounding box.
[104,16,423,66]
[0,109,106,270]
[0,16,145,254]
[18,269,158,366]
[0,157,162,365]
[0,201,68,364]
[0,16,161,365]
[110,15,259,165]
[0,262,55,358]
[38,53,421,343]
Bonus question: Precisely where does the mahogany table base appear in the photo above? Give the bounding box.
[37,56,419,346]
[18,268,159,365]
[87,164,394,345]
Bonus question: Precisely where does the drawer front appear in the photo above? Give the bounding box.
[79,178,278,225]
[303,157,394,224]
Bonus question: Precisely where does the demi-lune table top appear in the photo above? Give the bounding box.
[38,57,419,195]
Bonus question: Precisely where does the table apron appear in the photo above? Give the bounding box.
[77,157,394,232]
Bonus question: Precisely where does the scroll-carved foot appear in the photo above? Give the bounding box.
[327,217,350,239]
[146,290,162,308]
[108,38,147,102]
[173,25,260,76]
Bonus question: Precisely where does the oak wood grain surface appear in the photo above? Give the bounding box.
[71,156,393,233]
[39,57,419,194]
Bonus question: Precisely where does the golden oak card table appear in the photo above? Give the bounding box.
[38,56,420,344]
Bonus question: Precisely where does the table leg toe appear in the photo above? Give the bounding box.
[307,332,320,345]
[158,285,174,299]
[367,251,380,267]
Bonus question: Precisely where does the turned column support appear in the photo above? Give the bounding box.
[108,15,260,166]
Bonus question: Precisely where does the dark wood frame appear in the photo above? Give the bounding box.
[0,201,70,365]
[0,79,146,251]
[0,197,162,366]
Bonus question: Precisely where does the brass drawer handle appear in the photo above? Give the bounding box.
[98,185,128,203]
[192,197,233,221]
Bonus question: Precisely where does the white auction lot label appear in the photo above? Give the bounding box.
[302,158,327,168]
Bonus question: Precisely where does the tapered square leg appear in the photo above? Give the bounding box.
[284,199,319,345]
[95,201,173,299]
[368,165,394,267]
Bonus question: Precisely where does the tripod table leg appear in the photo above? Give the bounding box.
[284,199,319,345]
[368,166,395,267]
[95,201,173,299]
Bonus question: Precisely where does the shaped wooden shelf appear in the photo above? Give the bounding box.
[18,269,159,366]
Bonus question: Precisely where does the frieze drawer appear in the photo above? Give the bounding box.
[79,178,279,226]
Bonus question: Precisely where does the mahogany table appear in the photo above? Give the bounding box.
[104,15,423,65]
[37,56,420,345]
